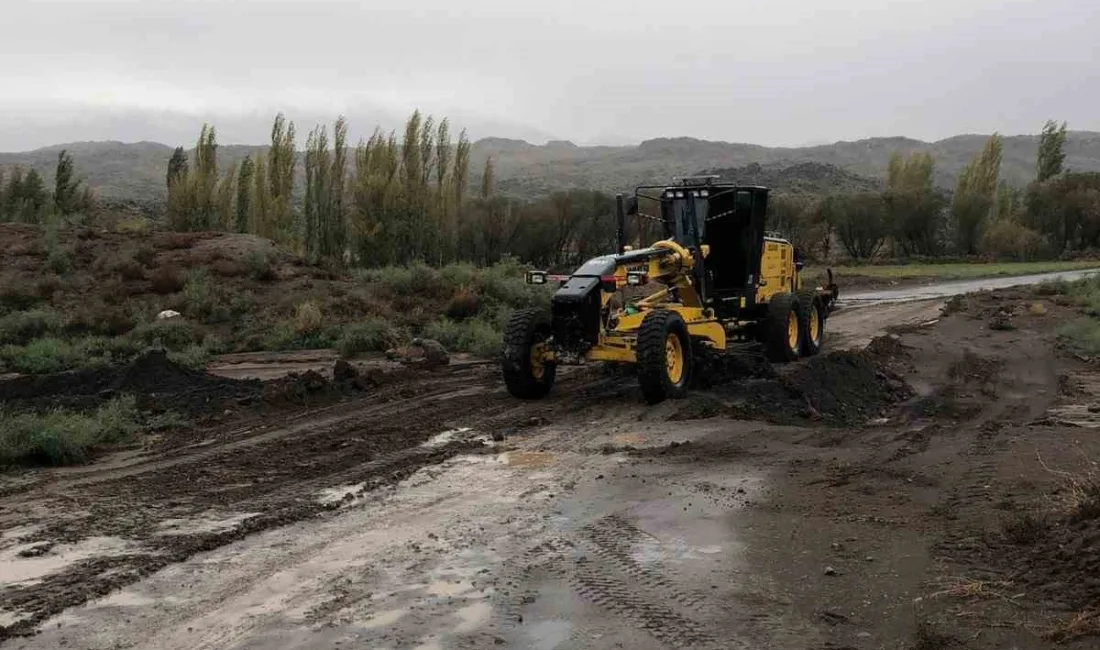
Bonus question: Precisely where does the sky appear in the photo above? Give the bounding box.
[1,0,1098,150]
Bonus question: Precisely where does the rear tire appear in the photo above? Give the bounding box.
[797,290,825,357]
[502,308,556,399]
[637,310,692,404]
[764,293,801,363]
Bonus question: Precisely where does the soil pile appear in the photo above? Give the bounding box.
[675,350,912,426]
[0,350,260,416]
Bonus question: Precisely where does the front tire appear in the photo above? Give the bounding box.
[502,308,556,399]
[797,290,825,357]
[764,293,802,363]
[637,310,692,404]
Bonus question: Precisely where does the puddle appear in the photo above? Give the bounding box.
[319,483,367,505]
[422,427,474,448]
[452,601,491,634]
[500,451,557,469]
[0,609,30,627]
[156,512,259,536]
[0,537,136,587]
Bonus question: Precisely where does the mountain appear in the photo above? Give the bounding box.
[3,132,1100,208]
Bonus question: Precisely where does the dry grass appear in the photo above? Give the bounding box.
[1045,608,1100,642]
[1028,301,1048,316]
[293,300,324,334]
[1036,450,1100,521]
[928,577,1023,605]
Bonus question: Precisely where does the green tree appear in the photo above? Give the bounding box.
[1037,120,1068,182]
[53,150,79,217]
[304,123,331,261]
[268,113,297,244]
[952,133,1003,254]
[328,116,349,262]
[235,156,254,233]
[167,146,188,190]
[215,163,236,230]
[884,152,943,256]
[18,169,49,224]
[827,193,889,260]
[480,157,495,200]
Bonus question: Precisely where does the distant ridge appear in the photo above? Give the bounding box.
[2,132,1099,205]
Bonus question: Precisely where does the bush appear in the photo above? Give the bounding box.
[337,319,401,358]
[247,250,277,281]
[0,309,63,345]
[150,266,185,294]
[129,319,203,351]
[0,338,87,374]
[440,262,478,288]
[445,286,482,320]
[168,344,212,370]
[359,263,447,297]
[0,396,140,466]
[1059,319,1100,356]
[477,262,549,310]
[422,318,502,357]
[980,221,1043,261]
[46,249,72,275]
[183,269,215,318]
[261,322,340,351]
[293,300,324,334]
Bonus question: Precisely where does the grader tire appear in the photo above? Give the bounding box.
[764,293,802,363]
[637,310,692,404]
[502,308,556,399]
[797,290,825,357]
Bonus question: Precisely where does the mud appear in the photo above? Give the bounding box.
[0,350,260,417]
[4,281,1100,649]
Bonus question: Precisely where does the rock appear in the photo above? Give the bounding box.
[156,309,182,320]
[491,430,507,442]
[333,359,358,383]
[824,566,838,576]
[413,338,450,366]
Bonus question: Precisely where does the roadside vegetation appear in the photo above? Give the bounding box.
[1053,274,1100,355]
[826,260,1099,284]
[0,395,140,466]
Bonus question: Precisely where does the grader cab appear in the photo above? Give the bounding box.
[502,178,839,404]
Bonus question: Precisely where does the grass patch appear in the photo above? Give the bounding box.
[261,322,341,351]
[1059,320,1100,356]
[826,260,1099,281]
[0,309,63,346]
[422,318,502,357]
[0,395,140,466]
[337,319,402,358]
[129,319,204,351]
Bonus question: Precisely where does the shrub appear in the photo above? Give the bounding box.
[261,322,340,351]
[168,344,212,370]
[293,300,324,334]
[0,309,63,346]
[247,250,277,281]
[422,318,501,358]
[129,319,203,350]
[0,338,85,374]
[980,221,1043,261]
[0,286,42,314]
[337,319,401,358]
[360,263,447,297]
[46,249,72,275]
[0,395,139,466]
[445,286,481,320]
[183,269,215,318]
[440,262,478,289]
[150,266,185,294]
[1059,319,1100,356]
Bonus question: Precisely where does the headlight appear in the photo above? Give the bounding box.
[525,270,548,285]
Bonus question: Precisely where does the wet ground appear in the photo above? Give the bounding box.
[2,271,1100,649]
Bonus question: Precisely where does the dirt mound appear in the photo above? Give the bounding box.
[0,350,260,416]
[783,351,912,425]
[679,351,912,426]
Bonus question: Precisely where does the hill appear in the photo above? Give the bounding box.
[2,132,1099,207]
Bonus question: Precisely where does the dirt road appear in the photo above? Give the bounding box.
[2,276,1099,649]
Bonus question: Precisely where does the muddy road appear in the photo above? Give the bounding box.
[2,281,1100,649]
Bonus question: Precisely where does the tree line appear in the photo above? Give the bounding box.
[0,151,95,225]
[164,111,625,269]
[773,120,1099,261]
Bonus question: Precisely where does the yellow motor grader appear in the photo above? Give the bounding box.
[502,178,839,404]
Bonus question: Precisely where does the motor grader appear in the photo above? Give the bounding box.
[502,178,839,404]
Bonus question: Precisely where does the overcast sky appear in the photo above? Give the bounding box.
[1,0,1097,150]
